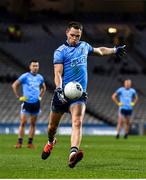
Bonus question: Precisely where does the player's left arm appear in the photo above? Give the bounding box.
[39,82,46,100]
[131,94,138,106]
[93,47,115,56]
[93,45,126,57]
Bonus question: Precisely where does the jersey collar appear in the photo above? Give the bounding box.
[30,72,37,76]
[65,40,81,47]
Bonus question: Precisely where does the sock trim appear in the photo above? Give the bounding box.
[70,146,78,154]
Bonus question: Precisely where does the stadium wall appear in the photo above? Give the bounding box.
[0,123,141,135]
[0,123,117,135]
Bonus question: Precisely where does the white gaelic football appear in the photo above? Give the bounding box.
[64,81,83,100]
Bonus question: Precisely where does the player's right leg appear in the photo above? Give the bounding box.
[42,89,67,159]
[124,116,130,139]
[15,113,27,148]
[27,115,37,148]
[41,111,62,160]
[116,111,123,139]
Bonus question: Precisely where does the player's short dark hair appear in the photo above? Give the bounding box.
[29,59,39,65]
[67,21,83,31]
[124,78,131,82]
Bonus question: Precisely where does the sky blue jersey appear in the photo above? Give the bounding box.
[18,72,44,103]
[116,87,137,110]
[53,41,93,91]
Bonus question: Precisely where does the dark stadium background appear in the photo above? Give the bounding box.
[0,0,146,136]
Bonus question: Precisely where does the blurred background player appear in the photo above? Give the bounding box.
[12,60,46,148]
[41,21,126,168]
[112,79,138,139]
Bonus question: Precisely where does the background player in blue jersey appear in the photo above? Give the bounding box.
[41,21,126,167]
[112,79,138,139]
[12,60,46,148]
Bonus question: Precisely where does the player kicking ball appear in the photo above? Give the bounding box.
[41,21,126,168]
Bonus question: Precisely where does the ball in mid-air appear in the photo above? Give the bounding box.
[64,81,83,100]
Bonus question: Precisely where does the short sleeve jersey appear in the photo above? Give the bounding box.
[116,87,137,110]
[53,41,93,91]
[18,72,44,103]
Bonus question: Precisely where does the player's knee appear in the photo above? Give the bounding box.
[119,121,122,126]
[72,118,82,128]
[20,121,26,127]
[30,122,36,127]
[125,121,130,126]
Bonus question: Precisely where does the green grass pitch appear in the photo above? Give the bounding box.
[0,134,146,178]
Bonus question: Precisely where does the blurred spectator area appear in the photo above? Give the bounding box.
[0,21,146,127]
[132,24,146,61]
[0,0,145,14]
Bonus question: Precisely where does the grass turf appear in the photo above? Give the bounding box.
[0,134,146,178]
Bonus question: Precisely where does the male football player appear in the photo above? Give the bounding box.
[12,60,46,148]
[112,79,138,139]
[41,21,126,167]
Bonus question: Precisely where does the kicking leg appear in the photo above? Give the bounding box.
[41,111,63,160]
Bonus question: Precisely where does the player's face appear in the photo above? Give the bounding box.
[29,62,39,74]
[66,27,82,46]
[124,80,132,89]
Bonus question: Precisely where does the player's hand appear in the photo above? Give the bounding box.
[38,96,42,101]
[118,102,123,106]
[55,88,67,103]
[82,92,88,99]
[115,45,126,57]
[130,102,135,106]
[19,96,28,102]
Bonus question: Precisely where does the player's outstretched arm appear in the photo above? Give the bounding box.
[93,45,126,57]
